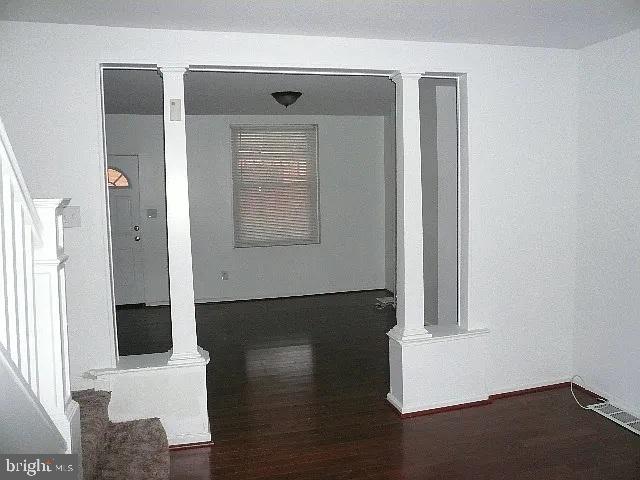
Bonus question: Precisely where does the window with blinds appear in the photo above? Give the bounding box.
[231,124,320,248]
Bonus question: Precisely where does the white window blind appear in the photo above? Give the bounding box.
[231,124,320,248]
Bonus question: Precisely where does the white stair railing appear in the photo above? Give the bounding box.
[0,117,76,453]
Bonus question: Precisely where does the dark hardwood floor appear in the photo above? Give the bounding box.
[116,290,640,479]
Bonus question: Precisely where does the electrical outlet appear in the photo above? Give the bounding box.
[220,271,229,281]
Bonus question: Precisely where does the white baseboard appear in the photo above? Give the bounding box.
[144,286,388,307]
[389,377,581,415]
[387,391,489,415]
[489,377,571,397]
[65,399,81,454]
[168,431,212,446]
[386,392,403,412]
[71,375,101,392]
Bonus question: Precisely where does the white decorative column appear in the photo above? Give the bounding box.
[389,72,430,342]
[158,65,205,365]
[386,73,490,416]
[387,72,431,414]
[91,67,211,446]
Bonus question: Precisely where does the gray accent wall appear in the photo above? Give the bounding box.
[420,78,458,326]
[420,79,439,325]
[436,82,459,327]
[384,114,396,294]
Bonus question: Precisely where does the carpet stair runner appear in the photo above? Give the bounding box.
[72,390,170,480]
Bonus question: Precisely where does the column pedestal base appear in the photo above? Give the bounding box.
[89,349,211,445]
[168,346,209,366]
[388,327,490,415]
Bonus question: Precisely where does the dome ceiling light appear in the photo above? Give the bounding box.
[271,91,302,108]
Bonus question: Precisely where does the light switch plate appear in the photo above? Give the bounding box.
[170,99,181,121]
[62,205,81,228]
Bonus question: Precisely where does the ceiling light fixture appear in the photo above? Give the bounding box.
[271,91,302,108]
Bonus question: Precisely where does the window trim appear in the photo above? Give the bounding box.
[230,123,321,249]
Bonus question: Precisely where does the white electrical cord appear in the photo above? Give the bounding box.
[570,375,607,409]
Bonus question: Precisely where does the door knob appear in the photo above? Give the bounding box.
[134,225,140,231]
[134,236,141,242]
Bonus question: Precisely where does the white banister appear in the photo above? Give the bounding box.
[24,223,38,395]
[14,200,29,380]
[0,117,79,454]
[0,119,42,239]
[34,199,73,447]
[1,138,21,366]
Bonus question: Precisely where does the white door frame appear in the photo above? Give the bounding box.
[96,63,470,361]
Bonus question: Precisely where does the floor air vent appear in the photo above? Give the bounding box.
[588,402,640,435]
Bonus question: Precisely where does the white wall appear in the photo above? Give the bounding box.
[0,20,579,392]
[574,29,640,413]
[106,114,386,303]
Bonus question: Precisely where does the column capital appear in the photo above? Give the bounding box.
[390,72,423,83]
[158,64,189,76]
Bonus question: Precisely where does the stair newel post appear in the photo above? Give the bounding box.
[33,198,76,449]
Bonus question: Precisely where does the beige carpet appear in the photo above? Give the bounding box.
[72,390,169,480]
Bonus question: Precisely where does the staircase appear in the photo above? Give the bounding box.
[0,117,78,455]
[72,390,169,480]
[0,116,170,479]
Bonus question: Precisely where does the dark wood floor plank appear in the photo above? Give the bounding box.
[116,290,640,479]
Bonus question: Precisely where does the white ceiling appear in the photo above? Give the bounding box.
[2,0,639,49]
[103,70,397,116]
